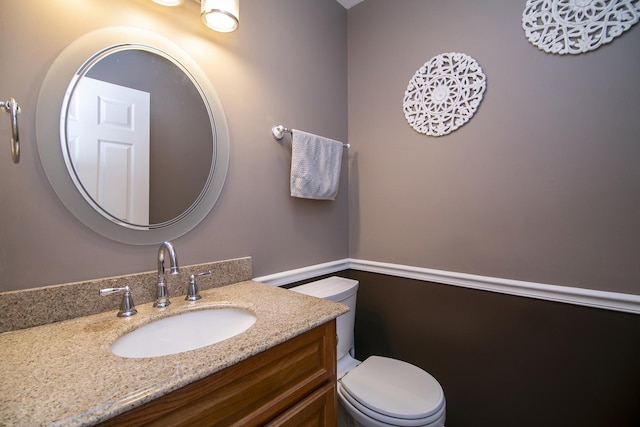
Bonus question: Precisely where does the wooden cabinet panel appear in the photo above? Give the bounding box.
[99,321,336,427]
[266,382,337,427]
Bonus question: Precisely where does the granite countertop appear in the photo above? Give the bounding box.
[0,280,348,426]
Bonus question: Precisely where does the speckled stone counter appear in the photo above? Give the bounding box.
[0,280,348,426]
[0,257,253,333]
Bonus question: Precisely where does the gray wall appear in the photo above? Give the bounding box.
[2,0,639,297]
[348,0,640,294]
[0,0,349,291]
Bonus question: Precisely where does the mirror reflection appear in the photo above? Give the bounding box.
[64,48,214,228]
[37,27,229,244]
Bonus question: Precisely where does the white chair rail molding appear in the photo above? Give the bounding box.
[254,258,640,315]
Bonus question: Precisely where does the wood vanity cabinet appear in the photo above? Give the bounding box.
[98,320,337,427]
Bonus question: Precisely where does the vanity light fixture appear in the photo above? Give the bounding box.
[151,0,239,32]
[199,0,239,32]
[152,0,185,6]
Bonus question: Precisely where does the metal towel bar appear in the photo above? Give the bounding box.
[271,125,350,148]
[1,97,21,164]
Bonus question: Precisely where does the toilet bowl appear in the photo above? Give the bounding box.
[291,277,446,427]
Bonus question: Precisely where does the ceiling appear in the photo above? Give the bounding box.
[336,0,364,9]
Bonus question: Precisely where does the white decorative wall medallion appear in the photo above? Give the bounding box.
[522,0,640,55]
[403,52,486,137]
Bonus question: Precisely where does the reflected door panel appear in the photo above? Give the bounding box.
[36,28,230,243]
[67,77,150,224]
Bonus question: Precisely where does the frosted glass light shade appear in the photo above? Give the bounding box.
[201,0,239,32]
[152,0,184,6]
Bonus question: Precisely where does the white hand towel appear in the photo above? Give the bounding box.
[290,129,344,200]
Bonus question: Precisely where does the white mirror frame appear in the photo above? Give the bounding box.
[36,27,230,245]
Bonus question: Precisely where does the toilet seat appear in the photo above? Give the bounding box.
[338,356,446,427]
[338,384,446,427]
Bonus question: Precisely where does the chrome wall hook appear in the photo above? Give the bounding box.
[1,97,21,164]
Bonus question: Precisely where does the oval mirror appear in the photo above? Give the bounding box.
[36,27,229,245]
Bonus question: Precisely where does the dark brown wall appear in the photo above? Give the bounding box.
[337,271,640,427]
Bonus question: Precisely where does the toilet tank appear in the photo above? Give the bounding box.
[290,276,358,360]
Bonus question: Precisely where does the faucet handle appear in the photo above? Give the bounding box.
[185,270,211,301]
[99,286,137,317]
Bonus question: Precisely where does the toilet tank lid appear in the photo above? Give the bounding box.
[290,276,359,302]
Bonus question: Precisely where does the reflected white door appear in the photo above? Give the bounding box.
[67,77,150,224]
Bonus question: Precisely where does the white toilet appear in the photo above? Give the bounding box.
[291,276,446,427]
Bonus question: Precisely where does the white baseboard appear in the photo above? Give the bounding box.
[254,258,640,314]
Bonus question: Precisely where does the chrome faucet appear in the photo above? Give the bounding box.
[99,286,137,317]
[154,241,180,308]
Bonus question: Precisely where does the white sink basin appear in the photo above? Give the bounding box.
[111,308,257,358]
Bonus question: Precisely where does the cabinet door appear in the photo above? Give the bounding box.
[98,321,336,427]
[266,382,337,427]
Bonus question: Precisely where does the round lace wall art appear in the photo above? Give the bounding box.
[403,52,486,137]
[522,0,640,55]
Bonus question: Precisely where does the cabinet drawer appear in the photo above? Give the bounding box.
[266,382,337,427]
[99,321,336,427]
